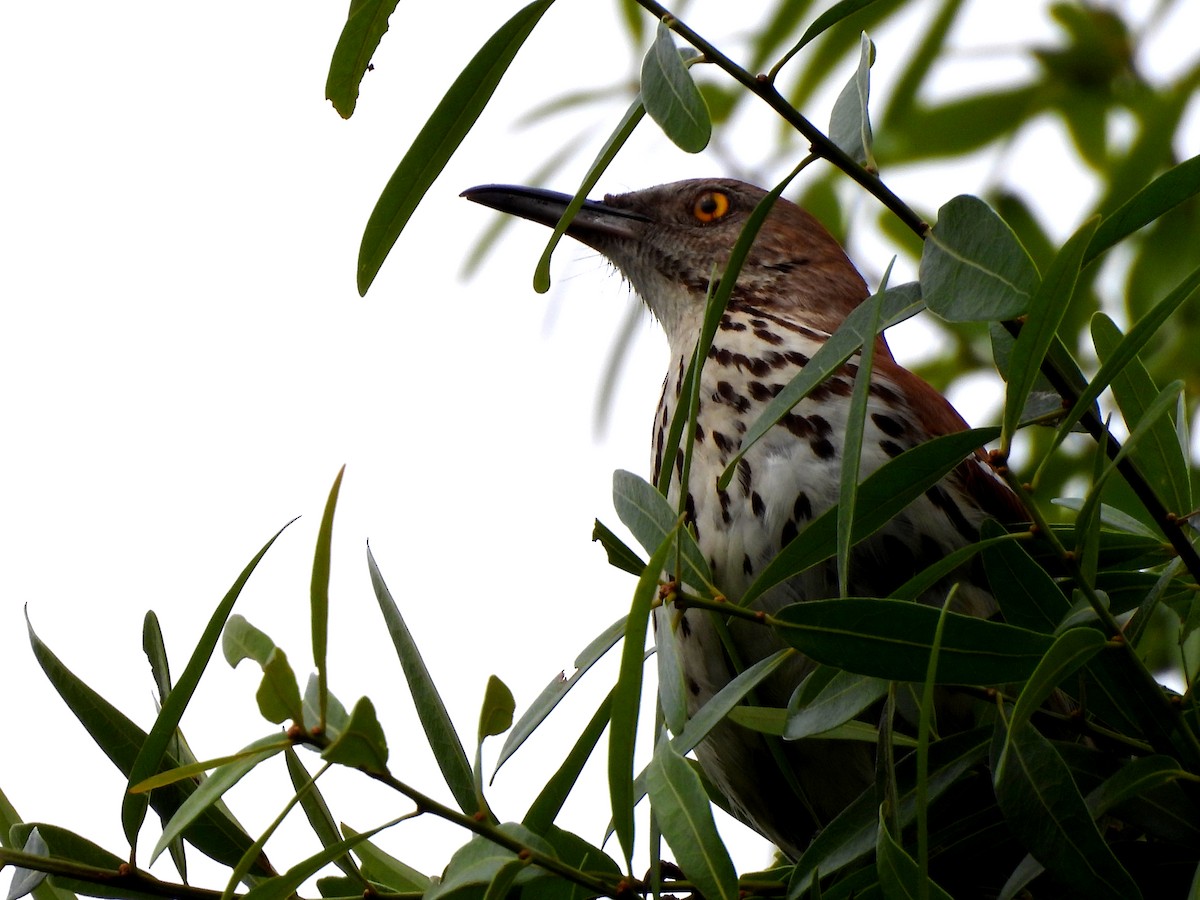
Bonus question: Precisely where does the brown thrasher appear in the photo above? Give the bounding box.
[463,178,1024,858]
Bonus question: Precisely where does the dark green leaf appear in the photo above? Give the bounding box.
[519,826,621,900]
[979,521,1070,633]
[150,735,288,864]
[828,33,876,170]
[222,616,304,725]
[367,546,475,811]
[357,0,554,294]
[303,673,350,742]
[640,22,710,153]
[993,720,1139,899]
[591,519,646,576]
[26,615,273,875]
[1001,216,1099,450]
[122,521,292,852]
[425,824,556,900]
[793,0,887,53]
[1085,153,1200,266]
[8,828,49,900]
[892,529,1022,604]
[612,470,713,590]
[743,427,1000,606]
[609,531,675,866]
[773,598,1051,684]
[647,739,738,900]
[342,825,428,891]
[284,749,362,883]
[1011,628,1105,727]
[523,692,614,833]
[321,697,389,774]
[1092,314,1192,515]
[875,809,953,900]
[786,668,888,741]
[311,466,343,731]
[920,196,1039,321]
[325,0,399,118]
[141,612,172,707]
[533,97,646,293]
[8,823,158,900]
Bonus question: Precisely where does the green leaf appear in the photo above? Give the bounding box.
[773,598,1051,684]
[356,0,554,294]
[786,668,888,741]
[892,529,1023,604]
[425,824,556,900]
[979,521,1070,633]
[479,675,515,742]
[920,195,1040,321]
[325,0,399,118]
[8,823,157,900]
[743,427,1001,606]
[532,97,646,293]
[1092,314,1193,515]
[241,816,407,900]
[222,616,304,725]
[1010,628,1105,727]
[721,282,924,487]
[303,673,350,742]
[150,735,288,864]
[26,614,273,875]
[495,617,624,775]
[141,612,173,706]
[284,749,362,883]
[523,691,614,833]
[640,21,710,153]
[367,545,475,812]
[828,33,876,170]
[647,738,738,900]
[993,719,1140,899]
[609,530,675,867]
[321,696,389,774]
[836,279,886,596]
[520,826,622,900]
[122,520,292,853]
[311,466,343,731]
[612,469,713,590]
[875,808,953,900]
[8,828,49,900]
[591,519,646,576]
[1001,216,1099,450]
[1085,153,1200,266]
[792,0,888,53]
[341,825,430,891]
[789,729,991,891]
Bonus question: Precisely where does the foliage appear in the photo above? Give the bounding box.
[4,1,1200,898]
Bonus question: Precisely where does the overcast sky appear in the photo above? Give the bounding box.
[3,0,1196,889]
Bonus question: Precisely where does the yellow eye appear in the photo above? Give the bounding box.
[692,190,730,223]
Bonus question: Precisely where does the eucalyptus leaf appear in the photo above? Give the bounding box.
[640,21,710,153]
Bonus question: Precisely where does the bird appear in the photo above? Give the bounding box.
[462,178,1027,860]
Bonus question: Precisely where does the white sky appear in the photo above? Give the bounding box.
[2,0,1196,891]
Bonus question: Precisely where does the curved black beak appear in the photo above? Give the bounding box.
[460,184,650,247]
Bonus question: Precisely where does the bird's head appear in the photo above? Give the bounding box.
[462,178,871,350]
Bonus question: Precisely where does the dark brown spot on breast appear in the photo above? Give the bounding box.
[782,413,812,437]
[737,459,752,494]
[713,431,735,455]
[811,438,836,459]
[785,350,809,367]
[718,488,732,524]
[714,381,751,413]
[688,677,701,696]
[781,518,798,547]
[680,614,692,637]
[743,554,754,576]
[751,492,765,518]
[809,414,832,436]
[880,440,905,458]
[694,422,705,442]
[748,381,774,402]
[754,328,783,345]
[685,492,697,526]
[719,315,746,332]
[872,412,907,437]
[871,382,901,405]
[794,493,812,521]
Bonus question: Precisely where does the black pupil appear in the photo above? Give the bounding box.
[699,195,719,214]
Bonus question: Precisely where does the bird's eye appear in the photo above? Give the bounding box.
[692,190,730,223]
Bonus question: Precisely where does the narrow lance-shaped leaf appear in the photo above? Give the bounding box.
[533,96,646,293]
[367,546,475,812]
[122,520,294,854]
[1084,153,1200,266]
[311,466,344,730]
[613,469,713,591]
[325,0,399,118]
[610,529,676,868]
[357,0,554,294]
[284,749,362,883]
[875,808,953,900]
[1001,216,1099,452]
[641,21,710,153]
[772,597,1051,684]
[920,195,1039,322]
[647,738,738,900]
